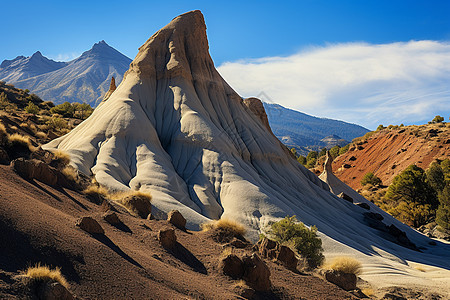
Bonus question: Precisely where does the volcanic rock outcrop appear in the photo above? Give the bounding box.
[43,10,450,292]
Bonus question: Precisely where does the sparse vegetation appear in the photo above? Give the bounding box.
[432,115,444,123]
[361,172,382,187]
[25,101,40,115]
[114,190,152,218]
[52,149,71,167]
[265,216,324,268]
[21,263,69,288]
[384,165,438,227]
[323,256,362,275]
[83,183,110,203]
[201,218,247,237]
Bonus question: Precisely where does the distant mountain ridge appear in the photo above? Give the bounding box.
[0,41,131,106]
[0,51,68,82]
[263,103,369,154]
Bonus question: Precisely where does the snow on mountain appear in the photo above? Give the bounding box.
[0,41,131,105]
[43,10,450,294]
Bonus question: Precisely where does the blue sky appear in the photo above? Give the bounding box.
[3,0,449,63]
[2,0,450,129]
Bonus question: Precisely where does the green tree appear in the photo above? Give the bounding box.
[329,145,340,159]
[436,184,450,232]
[384,165,437,227]
[376,124,385,131]
[318,148,327,158]
[290,147,298,158]
[267,216,324,268]
[426,162,445,192]
[297,155,306,165]
[338,144,350,155]
[50,102,74,117]
[24,101,39,115]
[72,102,93,119]
[306,151,318,161]
[361,172,382,186]
[440,159,450,182]
[432,115,444,123]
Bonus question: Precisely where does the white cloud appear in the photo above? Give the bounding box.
[48,52,81,62]
[217,40,450,130]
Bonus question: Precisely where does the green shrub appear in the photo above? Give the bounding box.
[338,144,350,156]
[436,183,450,232]
[361,172,382,186]
[432,115,444,123]
[376,124,385,131]
[46,116,68,131]
[50,102,74,118]
[266,216,324,268]
[426,162,445,192]
[384,165,437,227]
[329,145,340,159]
[25,101,40,115]
[297,155,306,165]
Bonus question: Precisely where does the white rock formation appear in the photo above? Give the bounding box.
[44,10,450,295]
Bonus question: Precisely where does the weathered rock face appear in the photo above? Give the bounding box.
[38,281,74,300]
[76,217,104,234]
[103,76,116,102]
[158,228,177,249]
[242,97,272,133]
[167,210,186,230]
[12,158,59,186]
[257,238,297,271]
[103,211,121,225]
[220,254,244,279]
[242,254,271,291]
[122,194,152,218]
[323,270,357,291]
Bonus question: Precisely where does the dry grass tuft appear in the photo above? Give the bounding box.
[0,122,7,144]
[323,256,362,275]
[114,190,152,218]
[62,166,78,183]
[19,122,29,129]
[35,131,47,139]
[83,184,110,204]
[361,288,374,297]
[21,263,69,288]
[221,246,234,258]
[52,149,71,166]
[201,218,247,236]
[8,133,32,152]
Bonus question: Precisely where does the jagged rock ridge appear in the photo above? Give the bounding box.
[43,10,450,293]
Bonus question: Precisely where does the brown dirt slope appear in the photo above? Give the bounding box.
[0,164,357,299]
[331,123,450,190]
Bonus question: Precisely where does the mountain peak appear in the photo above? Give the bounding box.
[129,10,209,78]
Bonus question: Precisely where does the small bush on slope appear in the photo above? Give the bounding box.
[324,256,362,275]
[201,218,247,237]
[21,263,68,288]
[361,172,382,187]
[51,149,71,168]
[266,216,324,268]
[113,191,152,218]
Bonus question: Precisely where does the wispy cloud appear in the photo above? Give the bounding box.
[217,40,450,130]
[48,52,81,62]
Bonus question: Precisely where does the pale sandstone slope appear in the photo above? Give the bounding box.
[44,11,450,295]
